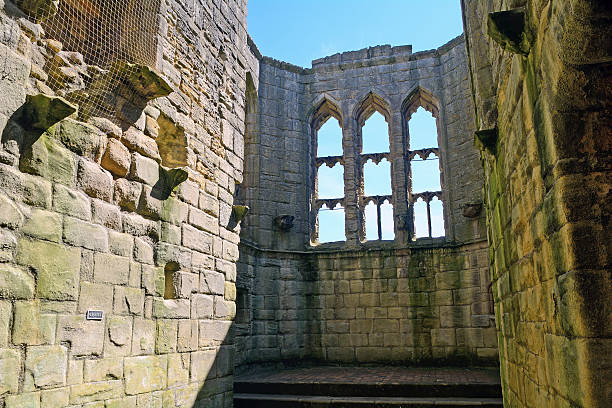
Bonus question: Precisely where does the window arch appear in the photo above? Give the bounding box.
[310,97,345,243]
[355,92,394,241]
[402,87,446,239]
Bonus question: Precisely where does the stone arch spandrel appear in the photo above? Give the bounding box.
[353,90,392,127]
[308,93,343,131]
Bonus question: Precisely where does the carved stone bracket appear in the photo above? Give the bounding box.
[19,94,77,132]
[153,166,188,200]
[361,152,390,165]
[113,61,173,100]
[231,205,249,223]
[487,8,533,55]
[315,155,343,168]
[273,215,295,232]
[408,147,439,161]
[462,202,483,218]
[16,0,59,21]
[475,128,498,156]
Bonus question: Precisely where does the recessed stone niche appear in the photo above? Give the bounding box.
[156,113,188,168]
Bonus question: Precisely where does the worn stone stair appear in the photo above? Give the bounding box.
[234,367,503,407]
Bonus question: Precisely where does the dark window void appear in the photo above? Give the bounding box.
[164,262,179,300]
[318,203,345,243]
[235,289,249,324]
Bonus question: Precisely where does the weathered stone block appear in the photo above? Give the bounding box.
[56,119,106,162]
[12,300,51,345]
[22,209,62,242]
[0,164,52,208]
[200,271,225,295]
[0,348,20,395]
[124,355,167,395]
[93,252,129,285]
[101,138,131,177]
[40,387,69,408]
[199,321,231,347]
[76,159,113,202]
[177,320,198,352]
[122,127,161,161]
[0,302,10,347]
[56,316,104,356]
[77,282,113,314]
[16,238,80,300]
[63,216,108,251]
[0,264,35,299]
[132,318,155,356]
[176,271,198,299]
[156,319,178,353]
[91,199,121,230]
[105,316,132,357]
[52,184,91,220]
[69,380,122,404]
[189,206,219,235]
[191,294,213,319]
[113,286,144,315]
[214,297,235,319]
[134,237,154,264]
[431,328,456,347]
[152,298,190,319]
[0,43,29,117]
[24,345,67,389]
[0,193,24,229]
[167,353,190,388]
[129,153,158,185]
[108,230,133,257]
[190,350,216,381]
[20,133,76,186]
[5,392,41,408]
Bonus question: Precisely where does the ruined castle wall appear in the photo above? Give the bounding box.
[0,0,250,406]
[462,0,611,406]
[236,37,497,369]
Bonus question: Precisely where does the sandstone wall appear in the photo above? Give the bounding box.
[462,0,611,406]
[235,37,496,369]
[0,0,250,407]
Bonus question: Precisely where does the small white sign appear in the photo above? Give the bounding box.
[86,310,103,321]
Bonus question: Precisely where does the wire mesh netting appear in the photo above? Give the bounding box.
[20,0,162,121]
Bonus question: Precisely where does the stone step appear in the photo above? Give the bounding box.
[234,393,504,408]
[234,380,502,399]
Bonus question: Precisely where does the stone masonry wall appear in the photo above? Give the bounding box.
[0,0,251,407]
[462,0,611,406]
[235,36,495,369]
[305,243,497,364]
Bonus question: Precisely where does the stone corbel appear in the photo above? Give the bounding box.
[273,215,294,232]
[227,205,249,230]
[19,94,77,132]
[475,128,498,156]
[153,166,188,200]
[487,8,534,56]
[16,0,59,21]
[462,202,483,218]
[114,62,173,100]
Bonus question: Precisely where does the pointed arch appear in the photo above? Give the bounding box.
[401,86,441,120]
[309,94,343,131]
[353,91,391,126]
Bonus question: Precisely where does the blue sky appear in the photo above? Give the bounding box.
[247,1,463,242]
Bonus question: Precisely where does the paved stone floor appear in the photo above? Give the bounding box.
[236,366,501,385]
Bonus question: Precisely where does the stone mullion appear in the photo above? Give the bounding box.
[342,119,362,246]
[389,111,410,242]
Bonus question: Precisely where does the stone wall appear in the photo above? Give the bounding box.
[305,243,496,364]
[0,0,250,407]
[462,0,611,406]
[235,35,495,370]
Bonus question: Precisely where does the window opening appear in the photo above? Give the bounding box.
[410,153,441,193]
[429,197,445,237]
[317,117,343,157]
[235,289,249,324]
[164,262,179,299]
[317,163,344,199]
[360,107,392,242]
[318,203,346,243]
[413,198,429,238]
[362,111,389,153]
[408,107,439,149]
[363,158,392,196]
